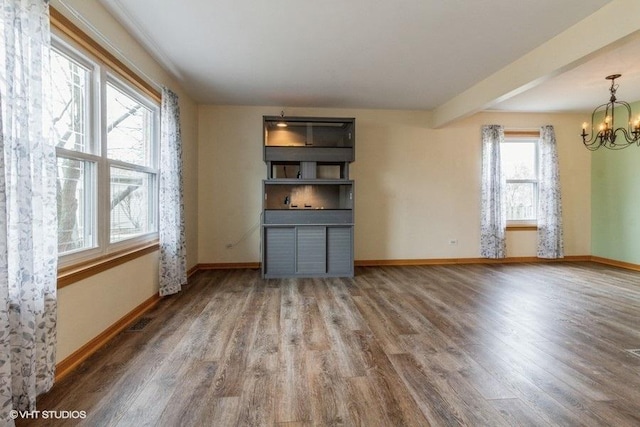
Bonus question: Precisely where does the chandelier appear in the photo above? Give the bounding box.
[581,74,640,150]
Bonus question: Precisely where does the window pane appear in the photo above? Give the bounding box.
[110,167,154,242]
[57,158,93,253]
[51,49,90,152]
[106,83,153,166]
[506,182,537,220]
[502,142,536,180]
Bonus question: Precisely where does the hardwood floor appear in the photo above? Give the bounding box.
[22,262,640,426]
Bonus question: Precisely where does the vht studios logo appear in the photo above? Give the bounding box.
[9,410,87,420]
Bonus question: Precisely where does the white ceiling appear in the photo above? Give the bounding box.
[98,0,638,113]
[491,35,640,113]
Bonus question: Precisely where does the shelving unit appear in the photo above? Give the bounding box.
[261,116,355,278]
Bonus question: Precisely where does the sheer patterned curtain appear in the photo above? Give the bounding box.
[158,87,187,296]
[0,0,58,421]
[537,125,564,259]
[480,125,506,258]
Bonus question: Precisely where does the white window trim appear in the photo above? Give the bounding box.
[503,135,539,226]
[52,33,160,270]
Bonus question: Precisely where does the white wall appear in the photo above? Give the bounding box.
[198,106,591,264]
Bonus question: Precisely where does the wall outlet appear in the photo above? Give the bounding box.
[449,239,458,245]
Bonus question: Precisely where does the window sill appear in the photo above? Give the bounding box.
[57,241,159,289]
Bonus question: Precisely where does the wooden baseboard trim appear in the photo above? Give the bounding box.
[355,255,591,267]
[55,293,160,382]
[187,264,199,278]
[198,262,261,270]
[590,256,640,272]
[189,254,639,275]
[195,256,595,271]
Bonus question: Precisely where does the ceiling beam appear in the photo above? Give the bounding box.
[430,0,640,128]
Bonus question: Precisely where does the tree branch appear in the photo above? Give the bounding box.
[108,105,142,133]
[111,185,138,210]
[53,98,73,125]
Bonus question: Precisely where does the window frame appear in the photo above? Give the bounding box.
[104,73,160,249]
[52,37,102,263]
[502,132,540,228]
[51,18,161,273]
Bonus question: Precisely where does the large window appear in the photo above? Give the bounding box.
[52,38,159,266]
[501,137,538,223]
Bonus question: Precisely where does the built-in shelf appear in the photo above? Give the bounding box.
[263,181,353,210]
[264,117,354,148]
[269,161,348,180]
[261,116,355,278]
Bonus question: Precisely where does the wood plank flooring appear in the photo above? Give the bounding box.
[21,262,640,426]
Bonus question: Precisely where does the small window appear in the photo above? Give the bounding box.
[502,137,538,223]
[52,46,97,254]
[51,48,92,153]
[106,82,154,166]
[109,167,155,242]
[56,157,95,253]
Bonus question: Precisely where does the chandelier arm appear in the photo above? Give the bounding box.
[618,100,636,135]
[604,139,633,149]
[613,127,635,146]
[582,102,609,145]
[613,100,639,145]
[598,127,634,150]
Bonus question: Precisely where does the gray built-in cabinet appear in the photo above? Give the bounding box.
[261,116,355,278]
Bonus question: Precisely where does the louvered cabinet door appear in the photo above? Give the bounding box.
[264,227,295,276]
[327,226,353,275]
[296,226,326,274]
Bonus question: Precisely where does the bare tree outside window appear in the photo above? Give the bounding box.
[106,83,155,242]
[52,43,158,259]
[106,83,152,166]
[110,168,152,242]
[502,140,538,221]
[51,48,91,253]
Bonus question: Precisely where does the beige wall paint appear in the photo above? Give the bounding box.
[57,253,158,361]
[51,0,198,360]
[198,106,591,263]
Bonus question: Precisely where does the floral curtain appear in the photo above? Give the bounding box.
[0,0,58,422]
[537,125,564,259]
[480,125,506,258]
[158,87,187,296]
